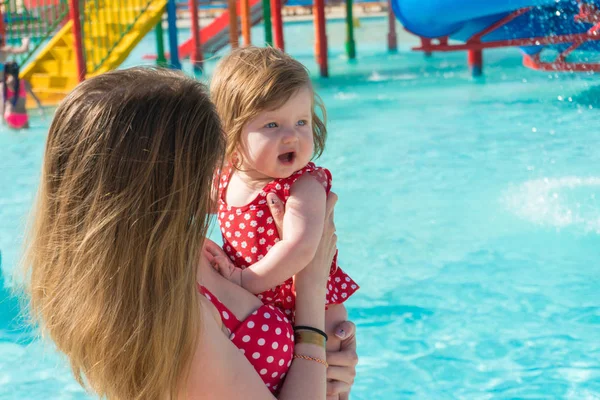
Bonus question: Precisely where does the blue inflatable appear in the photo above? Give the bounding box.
[390,0,600,55]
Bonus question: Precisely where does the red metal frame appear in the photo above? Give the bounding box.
[314,0,328,77]
[68,0,86,81]
[412,2,600,72]
[241,0,252,46]
[387,0,397,51]
[0,7,5,46]
[271,0,284,50]
[189,0,203,69]
[228,0,239,49]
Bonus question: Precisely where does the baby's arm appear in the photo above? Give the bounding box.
[240,173,327,294]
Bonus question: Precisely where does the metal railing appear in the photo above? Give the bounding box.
[1,0,70,66]
[82,0,156,73]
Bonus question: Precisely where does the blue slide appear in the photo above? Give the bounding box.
[390,0,600,55]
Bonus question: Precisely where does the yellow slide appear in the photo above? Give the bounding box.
[21,0,167,105]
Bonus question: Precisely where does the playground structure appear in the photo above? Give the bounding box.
[2,0,169,104]
[1,0,600,106]
[392,0,600,75]
[1,0,379,105]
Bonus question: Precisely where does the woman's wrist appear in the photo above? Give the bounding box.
[293,291,326,330]
[293,342,327,359]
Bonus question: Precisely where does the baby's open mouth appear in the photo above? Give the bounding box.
[278,152,296,164]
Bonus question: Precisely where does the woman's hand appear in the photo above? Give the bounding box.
[327,321,358,400]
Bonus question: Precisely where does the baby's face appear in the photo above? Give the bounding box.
[238,86,314,180]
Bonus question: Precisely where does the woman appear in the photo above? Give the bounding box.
[23,67,357,399]
[1,61,43,129]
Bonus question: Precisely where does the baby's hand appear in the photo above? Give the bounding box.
[212,255,242,286]
[203,239,242,286]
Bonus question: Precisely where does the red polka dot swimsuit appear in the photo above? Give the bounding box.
[217,162,359,319]
[199,285,294,394]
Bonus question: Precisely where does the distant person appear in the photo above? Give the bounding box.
[1,61,43,129]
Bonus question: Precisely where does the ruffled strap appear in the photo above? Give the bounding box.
[263,162,332,202]
[216,164,233,202]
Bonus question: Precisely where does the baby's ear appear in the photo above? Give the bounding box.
[232,150,244,169]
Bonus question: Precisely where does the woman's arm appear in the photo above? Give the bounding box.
[2,37,30,54]
[276,191,337,400]
[267,193,359,400]
[238,174,327,293]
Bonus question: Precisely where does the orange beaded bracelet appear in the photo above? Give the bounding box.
[293,353,329,367]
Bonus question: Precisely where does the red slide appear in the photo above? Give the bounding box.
[145,0,264,60]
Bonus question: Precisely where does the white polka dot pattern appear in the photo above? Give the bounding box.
[199,285,294,395]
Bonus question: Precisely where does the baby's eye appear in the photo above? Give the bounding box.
[297,120,308,126]
[264,122,278,129]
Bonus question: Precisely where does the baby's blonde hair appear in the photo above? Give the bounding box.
[22,67,225,400]
[210,46,327,165]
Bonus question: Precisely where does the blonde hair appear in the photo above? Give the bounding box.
[209,46,327,165]
[22,68,225,399]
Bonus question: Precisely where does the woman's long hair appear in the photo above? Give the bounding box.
[22,67,225,399]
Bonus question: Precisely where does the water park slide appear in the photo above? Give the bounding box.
[390,0,600,55]
[21,0,167,105]
[171,0,263,58]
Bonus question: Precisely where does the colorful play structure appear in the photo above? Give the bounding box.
[1,0,600,105]
[392,0,600,75]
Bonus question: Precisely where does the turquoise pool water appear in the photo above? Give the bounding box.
[1,17,600,399]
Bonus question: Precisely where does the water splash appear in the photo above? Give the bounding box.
[366,72,419,82]
[503,177,600,233]
[334,91,359,100]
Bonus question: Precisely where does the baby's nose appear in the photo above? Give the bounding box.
[282,130,298,144]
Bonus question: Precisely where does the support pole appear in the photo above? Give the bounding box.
[228,0,239,48]
[241,0,251,46]
[420,37,432,57]
[313,0,328,77]
[167,0,181,69]
[468,49,483,76]
[0,7,5,47]
[189,0,203,70]
[271,0,284,50]
[345,0,356,59]
[387,0,397,52]
[262,0,272,45]
[155,21,168,67]
[68,0,86,81]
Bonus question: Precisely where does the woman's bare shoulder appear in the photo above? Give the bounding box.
[184,296,274,400]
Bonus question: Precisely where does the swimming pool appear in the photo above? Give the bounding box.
[1,17,600,399]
